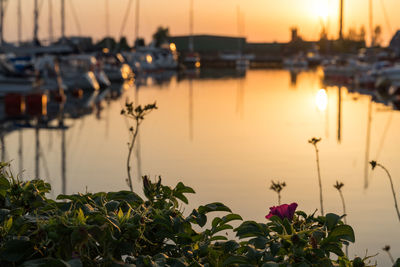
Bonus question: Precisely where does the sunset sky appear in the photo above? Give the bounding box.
[4,0,400,46]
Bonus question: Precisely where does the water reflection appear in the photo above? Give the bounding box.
[337,86,342,143]
[315,89,327,111]
[289,69,299,87]
[0,69,399,265]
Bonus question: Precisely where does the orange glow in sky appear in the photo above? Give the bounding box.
[5,0,400,45]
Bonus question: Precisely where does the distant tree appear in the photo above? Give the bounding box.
[152,26,170,47]
[345,26,366,43]
[373,25,382,47]
[319,27,328,41]
[347,27,358,41]
[119,37,130,51]
[359,26,366,42]
[96,37,117,50]
[134,38,145,48]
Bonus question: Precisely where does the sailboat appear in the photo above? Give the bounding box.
[182,0,201,69]
[235,6,250,70]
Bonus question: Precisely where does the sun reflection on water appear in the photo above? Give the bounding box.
[316,88,328,111]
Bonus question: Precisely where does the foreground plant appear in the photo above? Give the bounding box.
[121,101,157,191]
[0,162,381,266]
[334,181,348,256]
[334,181,347,224]
[309,137,324,216]
[370,160,400,222]
[269,180,286,205]
[383,245,395,265]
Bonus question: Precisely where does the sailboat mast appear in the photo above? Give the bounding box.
[105,0,110,37]
[339,0,343,40]
[105,0,111,48]
[369,0,373,46]
[61,0,65,39]
[17,0,22,45]
[48,0,54,43]
[134,0,140,42]
[189,0,194,52]
[34,0,39,44]
[0,0,5,46]
[237,5,242,55]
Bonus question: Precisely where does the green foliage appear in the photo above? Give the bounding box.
[152,26,170,47]
[0,163,378,266]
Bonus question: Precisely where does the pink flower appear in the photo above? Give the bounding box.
[265,203,298,221]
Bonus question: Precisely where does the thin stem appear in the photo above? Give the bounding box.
[338,189,347,224]
[337,188,348,256]
[385,250,395,264]
[278,193,281,205]
[126,119,140,192]
[313,145,324,216]
[377,163,400,222]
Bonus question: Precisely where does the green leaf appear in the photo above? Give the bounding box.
[117,208,123,220]
[105,200,120,212]
[174,192,189,204]
[213,224,233,234]
[198,203,231,214]
[106,191,143,204]
[67,259,83,267]
[0,240,33,262]
[261,263,280,267]
[393,258,400,267]
[21,258,71,267]
[76,209,86,224]
[222,240,240,253]
[0,176,10,190]
[322,243,344,256]
[235,221,267,238]
[282,218,292,235]
[327,225,356,243]
[249,236,269,249]
[212,217,222,228]
[268,215,283,224]
[0,209,10,223]
[209,235,228,241]
[174,182,195,194]
[222,255,249,266]
[221,213,243,225]
[325,213,341,230]
[5,217,12,232]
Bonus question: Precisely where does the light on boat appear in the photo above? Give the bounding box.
[146,54,153,63]
[195,61,201,68]
[102,48,110,53]
[316,89,328,111]
[169,43,177,52]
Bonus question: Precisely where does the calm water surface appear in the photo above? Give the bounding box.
[3,69,400,265]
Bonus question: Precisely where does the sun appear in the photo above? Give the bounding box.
[314,1,330,22]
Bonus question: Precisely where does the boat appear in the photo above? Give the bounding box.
[124,45,178,73]
[59,55,100,91]
[100,53,133,82]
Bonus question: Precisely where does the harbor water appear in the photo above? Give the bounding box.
[2,69,399,265]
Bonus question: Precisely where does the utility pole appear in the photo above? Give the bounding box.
[61,0,65,39]
[339,0,343,40]
[34,0,39,44]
